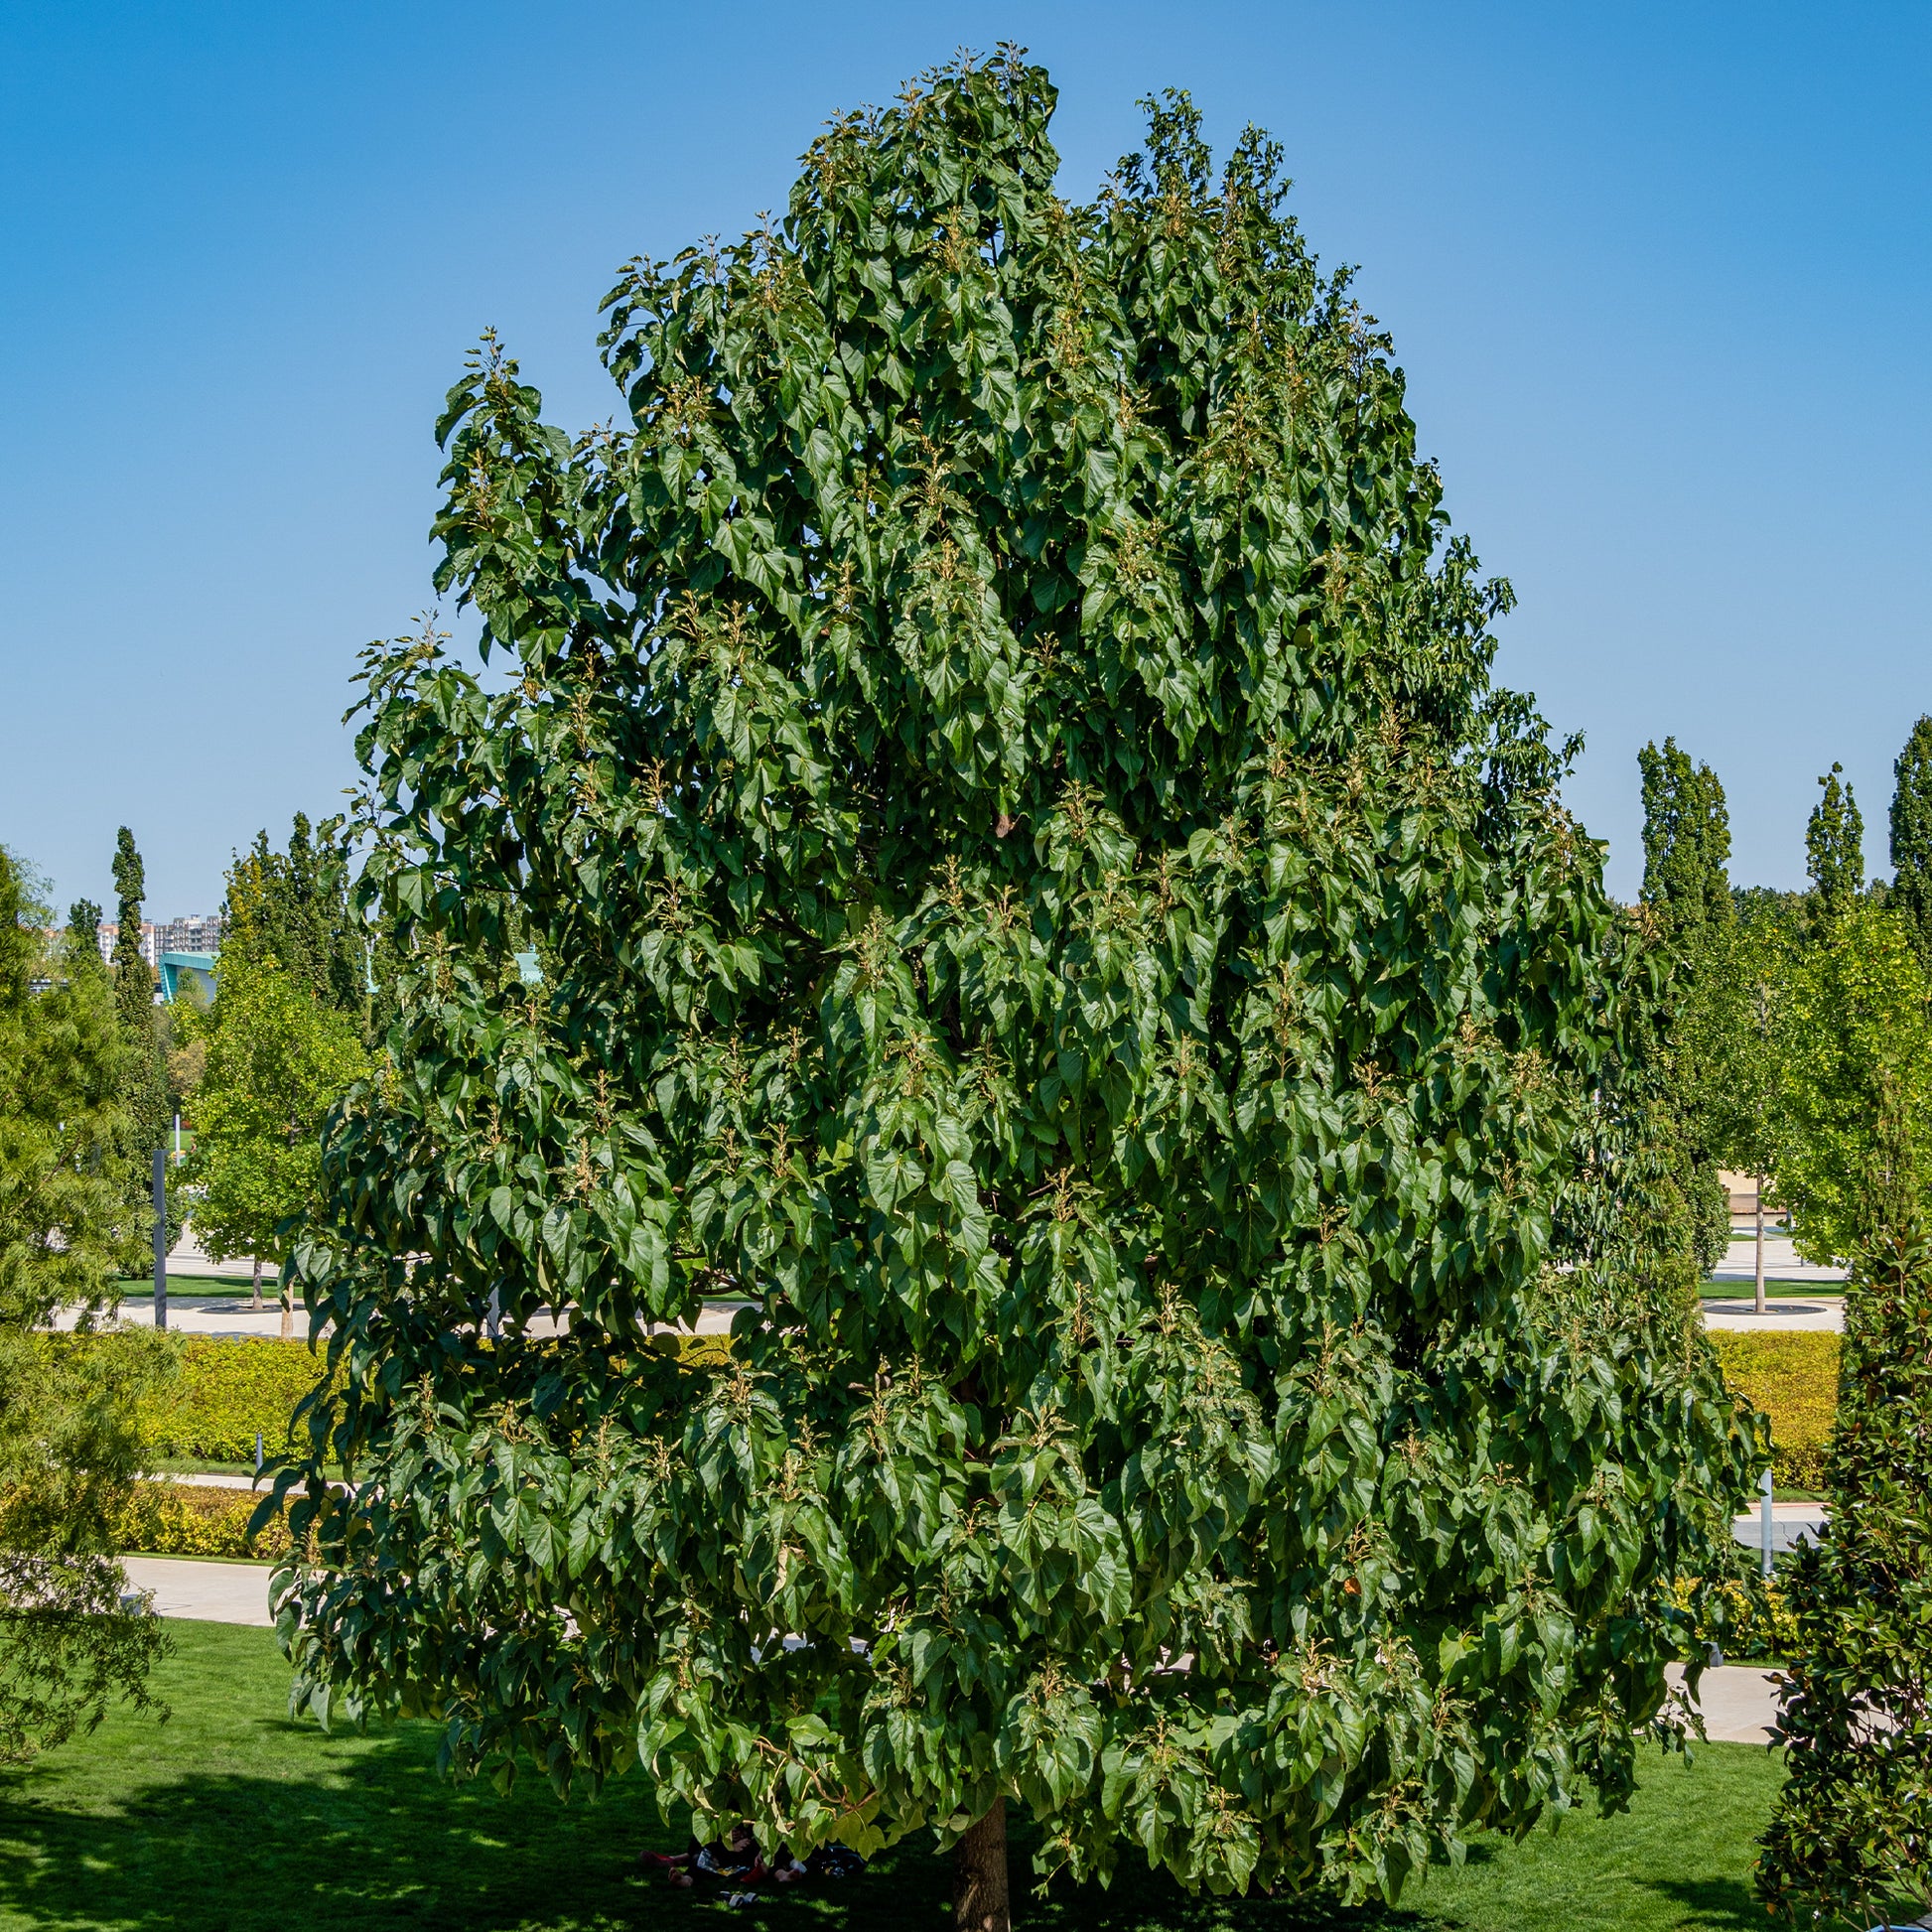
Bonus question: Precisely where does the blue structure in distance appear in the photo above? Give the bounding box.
[159,951,217,1004]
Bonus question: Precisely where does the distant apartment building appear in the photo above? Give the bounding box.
[156,913,223,955]
[93,914,223,969]
[95,919,157,968]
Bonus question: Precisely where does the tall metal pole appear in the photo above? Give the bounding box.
[151,1148,168,1331]
[1760,1466,1774,1579]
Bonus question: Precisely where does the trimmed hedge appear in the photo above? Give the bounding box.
[114,1481,290,1560]
[1707,1329,1840,1489]
[138,1337,332,1464]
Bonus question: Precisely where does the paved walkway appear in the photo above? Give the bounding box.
[1732,1500,1829,1557]
[1710,1230,1848,1287]
[1666,1662,1782,1743]
[120,1556,275,1626]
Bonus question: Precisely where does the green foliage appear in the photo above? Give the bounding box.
[1635,740,1734,1275]
[1888,714,1932,968]
[1677,903,1791,1214]
[1756,1208,1932,1924]
[184,952,370,1275]
[1638,738,1732,946]
[1777,903,1932,1265]
[111,1479,291,1559]
[221,815,373,1031]
[278,58,1758,1909]
[0,849,169,1760]
[135,1336,334,1465]
[1805,763,1864,922]
[1704,1331,1838,1490]
[107,830,171,1268]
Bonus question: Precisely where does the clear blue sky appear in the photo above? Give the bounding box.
[5,2,1926,918]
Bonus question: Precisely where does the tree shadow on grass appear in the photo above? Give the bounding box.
[1632,1877,1765,1930]
[0,1724,1453,1932]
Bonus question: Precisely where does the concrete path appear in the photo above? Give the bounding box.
[1666,1662,1783,1743]
[120,1556,275,1626]
[1710,1231,1847,1286]
[1732,1500,1829,1557]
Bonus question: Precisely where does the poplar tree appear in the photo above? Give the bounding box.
[108,829,170,1268]
[1806,763,1864,923]
[271,59,1758,1922]
[1889,714,1932,968]
[1636,738,1733,1272]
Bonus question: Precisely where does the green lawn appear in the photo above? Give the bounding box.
[1701,1280,1844,1300]
[114,1274,262,1301]
[0,1621,1817,1932]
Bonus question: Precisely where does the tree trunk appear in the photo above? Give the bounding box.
[953,1798,1011,1932]
[250,1255,263,1311]
[278,1266,292,1339]
[1754,1175,1766,1316]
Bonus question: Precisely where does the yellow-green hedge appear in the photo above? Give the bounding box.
[1708,1329,1840,1489]
[139,1337,334,1464]
[113,1480,290,1559]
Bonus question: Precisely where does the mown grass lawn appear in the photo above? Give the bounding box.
[0,1621,1800,1931]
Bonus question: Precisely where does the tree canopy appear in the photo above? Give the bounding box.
[184,950,368,1316]
[1777,902,1932,1266]
[273,57,1758,1915]
[1888,713,1932,967]
[1805,763,1864,921]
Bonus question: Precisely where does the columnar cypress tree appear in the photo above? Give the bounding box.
[108,829,169,1263]
[1636,738,1733,1273]
[1806,763,1864,923]
[1890,715,1932,968]
[274,59,1757,1918]
[1757,1116,1932,1926]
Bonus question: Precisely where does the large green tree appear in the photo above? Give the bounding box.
[1635,738,1733,1274]
[0,850,170,1760]
[1889,713,1932,967]
[272,60,1758,1921]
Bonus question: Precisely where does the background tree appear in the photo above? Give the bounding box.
[1777,902,1932,1266]
[184,950,367,1324]
[273,60,1758,1922]
[1888,714,1932,968]
[1805,762,1864,923]
[1756,1107,1932,1927]
[222,816,373,1033]
[107,829,172,1270]
[0,848,171,1760]
[1636,737,1734,1272]
[1678,905,1791,1311]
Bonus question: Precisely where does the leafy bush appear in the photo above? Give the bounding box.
[1706,1330,1838,1489]
[112,1480,291,1560]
